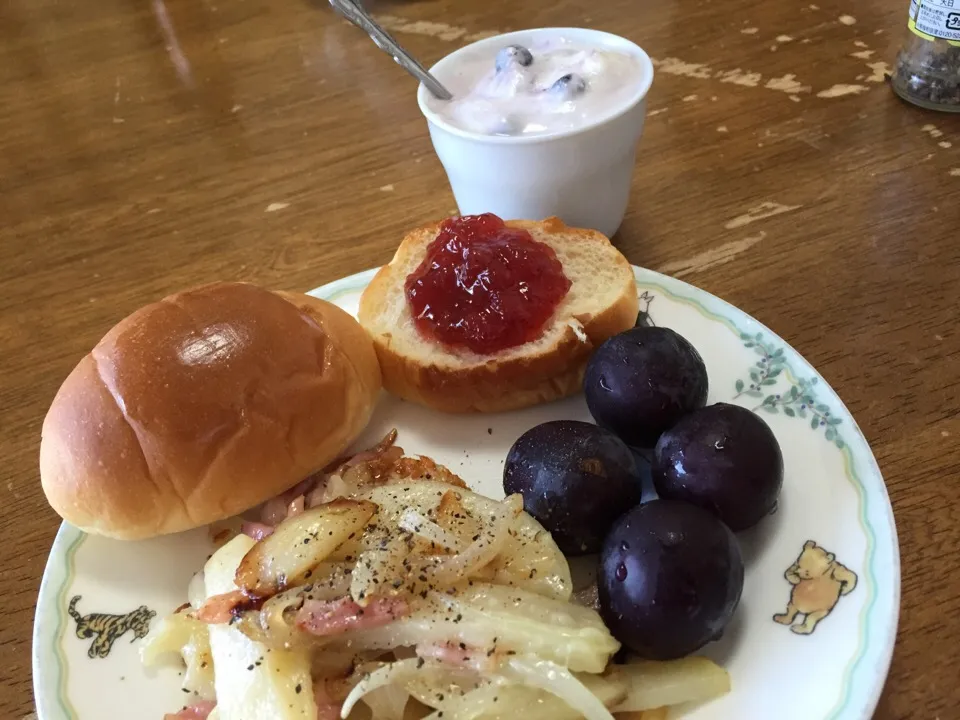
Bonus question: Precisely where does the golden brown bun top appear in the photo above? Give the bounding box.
[40,282,381,540]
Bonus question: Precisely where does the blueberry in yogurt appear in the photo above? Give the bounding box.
[433,37,644,136]
[495,45,534,72]
[550,72,588,98]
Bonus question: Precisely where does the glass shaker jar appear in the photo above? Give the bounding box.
[890,0,960,111]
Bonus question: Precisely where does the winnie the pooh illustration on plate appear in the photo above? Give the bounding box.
[774,540,858,634]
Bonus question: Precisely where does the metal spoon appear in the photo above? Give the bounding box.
[328,0,453,100]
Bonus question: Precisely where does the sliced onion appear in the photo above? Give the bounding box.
[420,673,624,720]
[340,445,406,488]
[433,491,481,548]
[419,684,499,720]
[455,583,606,630]
[317,585,615,674]
[339,658,475,719]
[339,659,423,718]
[500,656,615,720]
[337,429,401,471]
[350,534,410,606]
[411,495,521,590]
[441,583,618,673]
[485,512,573,601]
[321,429,400,476]
[311,648,362,678]
[319,614,450,655]
[404,673,480,712]
[399,508,461,552]
[187,570,207,609]
[608,656,731,712]
[361,684,410,720]
[308,474,352,508]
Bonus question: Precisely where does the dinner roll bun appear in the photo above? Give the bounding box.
[40,282,382,540]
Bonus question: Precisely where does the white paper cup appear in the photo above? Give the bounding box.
[418,28,654,238]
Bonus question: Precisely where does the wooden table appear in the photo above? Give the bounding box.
[2,0,959,716]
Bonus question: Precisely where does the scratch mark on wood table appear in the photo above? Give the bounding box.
[725,202,801,229]
[658,232,767,278]
[817,84,868,98]
[374,15,498,42]
[864,62,891,82]
[652,58,812,95]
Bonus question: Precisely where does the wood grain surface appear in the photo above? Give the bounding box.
[2,0,959,717]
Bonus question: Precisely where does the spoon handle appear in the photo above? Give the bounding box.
[329,0,453,100]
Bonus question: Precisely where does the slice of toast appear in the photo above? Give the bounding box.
[358,217,638,413]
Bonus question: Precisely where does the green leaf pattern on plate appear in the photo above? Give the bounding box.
[732,332,846,449]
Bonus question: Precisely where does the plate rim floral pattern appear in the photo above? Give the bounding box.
[32,265,900,720]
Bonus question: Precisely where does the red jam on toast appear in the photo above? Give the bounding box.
[405,214,571,354]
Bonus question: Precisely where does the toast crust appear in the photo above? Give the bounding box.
[358,217,638,413]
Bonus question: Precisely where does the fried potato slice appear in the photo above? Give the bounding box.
[235,498,376,596]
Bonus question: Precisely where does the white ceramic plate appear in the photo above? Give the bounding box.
[33,267,900,720]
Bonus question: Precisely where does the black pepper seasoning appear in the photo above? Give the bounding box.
[891,0,960,110]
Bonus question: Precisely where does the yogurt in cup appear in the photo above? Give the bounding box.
[418,28,654,238]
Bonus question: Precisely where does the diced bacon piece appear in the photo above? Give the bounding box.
[296,596,407,637]
[261,495,291,526]
[261,476,320,524]
[287,494,305,518]
[240,521,275,541]
[163,700,216,720]
[313,683,340,720]
[194,590,247,624]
